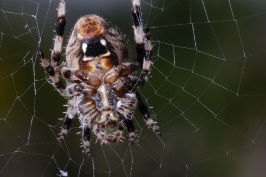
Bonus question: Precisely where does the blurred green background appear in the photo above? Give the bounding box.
[1,0,266,176]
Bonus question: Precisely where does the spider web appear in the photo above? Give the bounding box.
[1,0,266,176]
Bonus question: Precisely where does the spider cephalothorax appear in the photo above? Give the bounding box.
[38,0,160,157]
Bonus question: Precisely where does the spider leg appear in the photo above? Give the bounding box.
[37,48,66,93]
[131,1,157,134]
[37,0,67,92]
[52,0,66,66]
[58,98,77,142]
[131,0,153,86]
[125,119,136,144]
[136,92,161,136]
[38,49,81,94]
[37,50,95,94]
[82,126,92,157]
[58,114,73,142]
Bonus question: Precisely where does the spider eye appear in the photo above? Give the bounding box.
[82,39,108,57]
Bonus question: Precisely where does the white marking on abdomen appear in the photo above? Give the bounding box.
[99,85,109,108]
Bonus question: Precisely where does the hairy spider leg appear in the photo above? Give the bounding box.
[52,0,66,67]
[136,92,161,137]
[37,48,65,93]
[131,0,160,137]
[82,126,92,157]
[37,0,67,93]
[58,98,77,142]
[131,0,153,85]
[37,0,94,152]
[125,119,136,144]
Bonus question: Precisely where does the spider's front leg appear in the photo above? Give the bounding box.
[131,0,153,86]
[37,48,95,94]
[37,48,66,93]
[52,0,66,66]
[37,0,67,92]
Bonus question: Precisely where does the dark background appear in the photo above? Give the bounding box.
[1,0,266,177]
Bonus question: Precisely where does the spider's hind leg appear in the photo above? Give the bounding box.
[58,114,73,142]
[125,119,136,144]
[136,92,161,137]
[58,98,77,142]
[82,126,92,157]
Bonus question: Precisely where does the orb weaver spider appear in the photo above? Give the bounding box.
[37,0,160,157]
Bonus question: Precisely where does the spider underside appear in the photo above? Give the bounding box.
[37,0,160,157]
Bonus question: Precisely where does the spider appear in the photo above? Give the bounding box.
[37,0,160,157]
